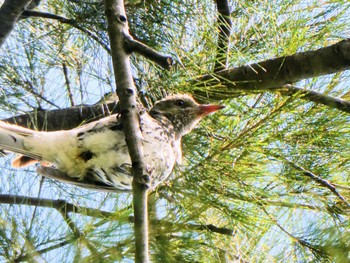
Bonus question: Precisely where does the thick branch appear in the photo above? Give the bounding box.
[26,0,41,10]
[214,0,232,71]
[0,0,33,47]
[104,0,150,262]
[194,39,350,99]
[2,101,119,131]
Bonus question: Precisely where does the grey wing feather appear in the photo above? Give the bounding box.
[36,166,129,192]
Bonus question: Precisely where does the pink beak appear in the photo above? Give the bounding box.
[199,104,225,116]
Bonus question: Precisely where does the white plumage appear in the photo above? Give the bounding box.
[0,94,224,191]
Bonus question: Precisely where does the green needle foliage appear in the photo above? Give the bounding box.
[1,0,350,262]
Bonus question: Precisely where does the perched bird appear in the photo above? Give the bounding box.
[0,94,224,191]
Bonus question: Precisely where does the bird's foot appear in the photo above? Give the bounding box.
[135,174,150,189]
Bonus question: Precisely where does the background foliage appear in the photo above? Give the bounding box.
[1,0,350,262]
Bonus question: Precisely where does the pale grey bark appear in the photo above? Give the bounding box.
[194,39,350,99]
[0,0,33,46]
[104,0,150,262]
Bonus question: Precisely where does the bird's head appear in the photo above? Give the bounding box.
[149,94,225,138]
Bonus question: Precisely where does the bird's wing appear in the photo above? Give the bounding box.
[36,166,129,192]
[74,114,123,134]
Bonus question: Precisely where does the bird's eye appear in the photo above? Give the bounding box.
[175,100,185,107]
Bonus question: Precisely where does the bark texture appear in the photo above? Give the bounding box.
[104,0,150,262]
[194,39,350,99]
[0,0,33,46]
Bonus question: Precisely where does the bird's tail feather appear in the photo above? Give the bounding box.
[0,121,38,135]
[0,121,42,167]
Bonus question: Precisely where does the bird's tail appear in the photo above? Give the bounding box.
[0,121,42,167]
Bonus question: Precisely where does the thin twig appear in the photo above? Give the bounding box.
[20,177,45,259]
[14,237,76,262]
[21,10,111,53]
[222,96,292,151]
[62,62,75,106]
[280,157,350,209]
[281,84,350,114]
[124,36,173,70]
[225,192,321,211]
[57,208,100,257]
[180,222,234,236]
[331,183,350,191]
[23,10,173,70]
[0,194,115,218]
[25,80,60,108]
[260,206,330,259]
[0,193,233,238]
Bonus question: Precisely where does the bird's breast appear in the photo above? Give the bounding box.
[72,116,178,190]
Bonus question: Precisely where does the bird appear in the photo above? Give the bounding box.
[0,94,224,192]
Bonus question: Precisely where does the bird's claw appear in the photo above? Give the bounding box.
[135,174,150,189]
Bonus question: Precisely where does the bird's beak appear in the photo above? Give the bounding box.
[198,104,225,116]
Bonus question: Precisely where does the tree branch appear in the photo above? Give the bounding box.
[124,35,173,70]
[57,208,100,258]
[225,191,321,211]
[25,0,41,10]
[22,80,60,109]
[260,206,330,259]
[104,0,150,262]
[280,157,350,209]
[2,101,119,131]
[194,39,350,99]
[0,0,33,47]
[22,10,173,70]
[214,0,232,71]
[0,194,115,218]
[281,84,350,114]
[176,222,234,236]
[62,62,75,107]
[0,193,234,239]
[21,10,111,53]
[14,237,77,262]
